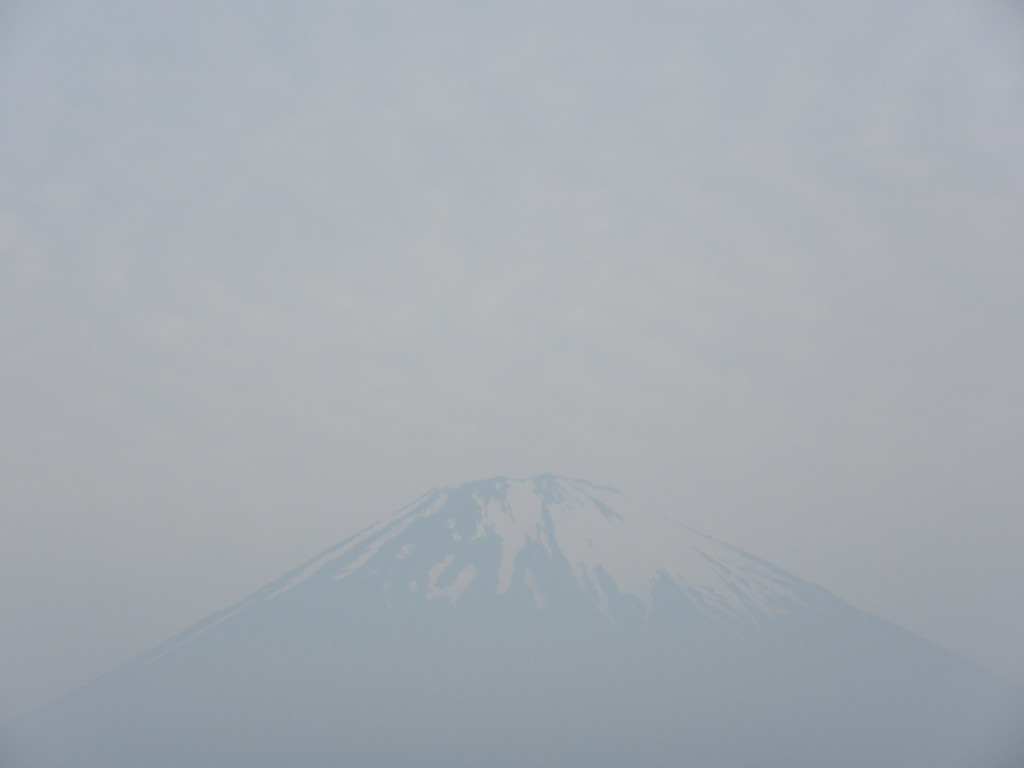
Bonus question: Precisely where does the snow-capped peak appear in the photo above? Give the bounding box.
[253,475,819,626]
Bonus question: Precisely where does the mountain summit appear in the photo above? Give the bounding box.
[6,476,1023,768]
[159,475,820,649]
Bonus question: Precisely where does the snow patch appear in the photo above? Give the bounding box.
[427,555,456,588]
[267,491,447,599]
[470,477,808,623]
[524,569,547,610]
[428,564,477,605]
[481,481,548,594]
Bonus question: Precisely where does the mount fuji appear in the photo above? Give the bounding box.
[5,475,1022,767]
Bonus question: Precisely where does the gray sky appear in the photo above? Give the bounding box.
[2,0,1023,722]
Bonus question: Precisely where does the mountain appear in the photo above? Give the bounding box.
[5,475,1022,767]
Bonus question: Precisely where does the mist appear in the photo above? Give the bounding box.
[1,0,1023,732]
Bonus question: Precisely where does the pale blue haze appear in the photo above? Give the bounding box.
[1,0,1023,730]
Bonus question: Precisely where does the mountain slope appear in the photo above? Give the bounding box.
[5,476,1022,768]
[149,475,829,653]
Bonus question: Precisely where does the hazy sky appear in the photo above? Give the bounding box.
[2,0,1023,721]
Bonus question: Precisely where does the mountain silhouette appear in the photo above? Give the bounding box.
[5,476,1022,767]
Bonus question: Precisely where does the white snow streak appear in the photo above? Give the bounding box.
[202,478,807,632]
[271,493,447,597]
[428,562,477,604]
[477,478,807,621]
[483,480,547,594]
